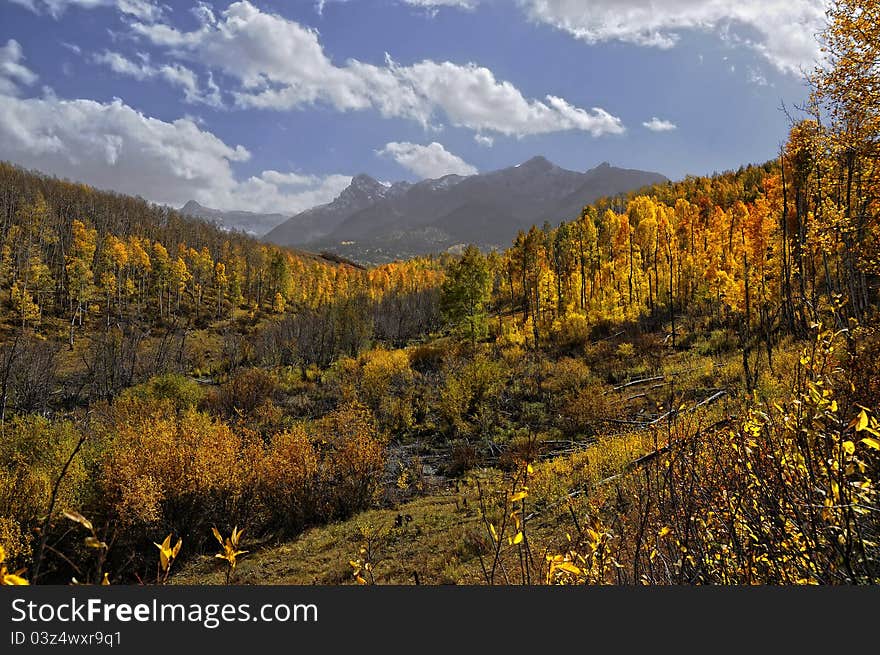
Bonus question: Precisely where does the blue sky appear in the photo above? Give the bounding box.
[0,0,825,218]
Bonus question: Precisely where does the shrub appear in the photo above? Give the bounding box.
[318,403,387,518]
[258,425,320,532]
[15,392,391,581]
[121,373,204,411]
[0,416,87,548]
[325,350,417,435]
[408,342,447,373]
[439,355,506,437]
[0,517,31,569]
[552,312,590,348]
[258,403,387,533]
[697,328,738,356]
[585,329,880,584]
[445,440,479,477]
[543,357,592,397]
[202,367,277,419]
[559,381,612,436]
[93,398,253,559]
[359,348,415,433]
[499,432,546,470]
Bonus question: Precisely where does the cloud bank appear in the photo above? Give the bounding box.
[378,141,478,178]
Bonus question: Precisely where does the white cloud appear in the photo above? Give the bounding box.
[129,1,624,137]
[94,51,222,107]
[378,141,477,178]
[0,90,349,218]
[260,170,317,187]
[474,133,494,147]
[642,117,677,132]
[94,51,150,79]
[747,66,769,86]
[519,0,828,74]
[320,0,473,15]
[115,0,160,20]
[403,0,476,11]
[9,0,163,20]
[229,171,352,222]
[6,0,36,9]
[0,39,38,96]
[392,59,625,136]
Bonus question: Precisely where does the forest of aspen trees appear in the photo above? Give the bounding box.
[0,0,878,586]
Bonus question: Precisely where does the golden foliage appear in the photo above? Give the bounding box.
[0,544,29,585]
[213,526,247,583]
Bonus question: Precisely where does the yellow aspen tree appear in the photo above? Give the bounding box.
[66,220,97,344]
[10,281,39,327]
[152,242,171,318]
[214,261,227,318]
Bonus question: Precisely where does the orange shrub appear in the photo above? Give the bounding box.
[258,425,321,532]
[317,403,387,518]
[202,368,277,420]
[94,397,251,554]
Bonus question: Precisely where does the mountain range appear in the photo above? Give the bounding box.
[179,201,289,237]
[181,157,668,264]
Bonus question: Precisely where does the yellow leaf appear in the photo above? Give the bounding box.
[842,441,855,455]
[211,527,223,547]
[511,513,522,530]
[84,537,107,550]
[526,463,534,474]
[555,562,581,576]
[64,511,93,532]
[512,532,524,545]
[489,523,498,543]
[510,491,528,503]
[2,573,29,586]
[0,545,5,565]
[101,573,110,585]
[860,437,880,451]
[855,410,869,432]
[658,526,671,538]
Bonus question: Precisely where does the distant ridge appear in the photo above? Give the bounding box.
[263,157,667,264]
[179,200,290,236]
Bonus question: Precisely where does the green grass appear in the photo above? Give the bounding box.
[174,489,490,585]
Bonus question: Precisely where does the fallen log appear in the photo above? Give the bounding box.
[648,389,727,426]
[611,375,665,392]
